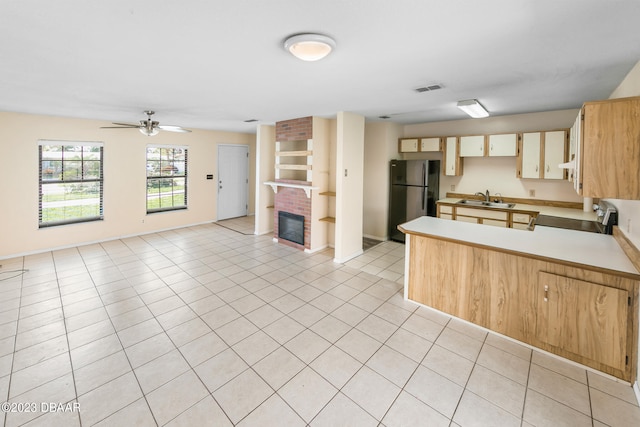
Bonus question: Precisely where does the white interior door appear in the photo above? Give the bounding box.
[217,145,249,220]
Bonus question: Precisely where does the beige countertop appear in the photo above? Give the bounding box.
[400,216,639,278]
[437,198,598,221]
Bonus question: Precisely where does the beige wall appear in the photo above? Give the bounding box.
[403,109,583,203]
[334,112,364,262]
[0,112,255,259]
[363,121,402,240]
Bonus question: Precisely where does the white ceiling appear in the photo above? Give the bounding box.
[1,0,639,134]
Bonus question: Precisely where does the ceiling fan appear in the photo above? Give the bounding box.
[101,110,191,136]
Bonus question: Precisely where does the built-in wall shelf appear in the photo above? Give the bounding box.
[276,164,312,171]
[276,150,312,157]
[276,140,313,181]
[264,181,319,198]
[319,191,336,197]
[319,216,336,223]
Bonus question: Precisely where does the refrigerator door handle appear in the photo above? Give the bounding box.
[422,187,426,211]
[422,163,426,186]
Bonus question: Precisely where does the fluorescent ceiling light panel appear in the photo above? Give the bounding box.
[457,99,489,118]
[284,33,336,61]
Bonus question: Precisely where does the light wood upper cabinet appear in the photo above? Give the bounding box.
[398,138,419,153]
[520,132,541,178]
[579,96,640,199]
[443,136,462,176]
[535,271,629,372]
[420,137,441,152]
[488,133,518,157]
[459,135,486,157]
[518,131,567,180]
[543,131,567,180]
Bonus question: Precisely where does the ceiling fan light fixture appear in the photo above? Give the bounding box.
[139,127,159,137]
[284,33,336,61]
[457,99,489,118]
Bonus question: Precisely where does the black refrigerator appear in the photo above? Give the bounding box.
[388,159,440,243]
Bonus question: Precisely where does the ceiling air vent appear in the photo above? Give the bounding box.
[414,84,443,93]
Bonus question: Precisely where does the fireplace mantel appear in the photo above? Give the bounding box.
[264,181,319,198]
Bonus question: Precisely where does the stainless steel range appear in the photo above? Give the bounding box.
[534,200,618,234]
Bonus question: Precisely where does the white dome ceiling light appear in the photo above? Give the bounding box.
[284,33,336,61]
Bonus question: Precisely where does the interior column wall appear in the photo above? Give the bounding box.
[334,112,365,263]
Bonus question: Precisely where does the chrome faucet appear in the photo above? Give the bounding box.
[475,190,490,202]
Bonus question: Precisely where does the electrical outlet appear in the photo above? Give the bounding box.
[529,189,536,197]
[450,185,455,191]
[628,218,632,233]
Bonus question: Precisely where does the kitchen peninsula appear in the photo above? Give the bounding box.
[399,216,640,382]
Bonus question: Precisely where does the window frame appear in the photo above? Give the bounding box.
[145,145,188,214]
[38,140,104,228]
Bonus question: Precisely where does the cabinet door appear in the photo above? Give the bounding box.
[543,131,566,180]
[568,113,581,189]
[488,134,517,156]
[459,135,485,157]
[535,271,628,371]
[399,138,418,152]
[521,132,541,178]
[420,137,441,152]
[582,98,640,199]
[444,137,462,176]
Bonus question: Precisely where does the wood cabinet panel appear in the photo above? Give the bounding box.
[535,271,628,372]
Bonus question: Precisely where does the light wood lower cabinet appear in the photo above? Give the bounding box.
[535,271,628,372]
[406,234,638,381]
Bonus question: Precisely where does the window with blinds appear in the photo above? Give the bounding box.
[39,141,104,228]
[146,145,188,213]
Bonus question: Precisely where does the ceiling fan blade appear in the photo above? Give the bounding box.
[158,125,192,133]
[100,125,142,129]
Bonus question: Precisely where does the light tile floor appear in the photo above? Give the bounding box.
[1,216,639,426]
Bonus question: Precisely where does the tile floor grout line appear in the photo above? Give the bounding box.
[2,256,27,427]
[76,240,163,427]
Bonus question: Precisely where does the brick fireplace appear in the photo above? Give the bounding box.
[273,116,314,251]
[273,179,311,250]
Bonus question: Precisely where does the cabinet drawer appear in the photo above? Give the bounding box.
[439,205,453,214]
[512,213,532,223]
[456,207,508,220]
[439,213,453,220]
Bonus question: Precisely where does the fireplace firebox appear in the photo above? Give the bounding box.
[278,211,305,246]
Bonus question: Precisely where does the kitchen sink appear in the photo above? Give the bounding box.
[457,199,515,208]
